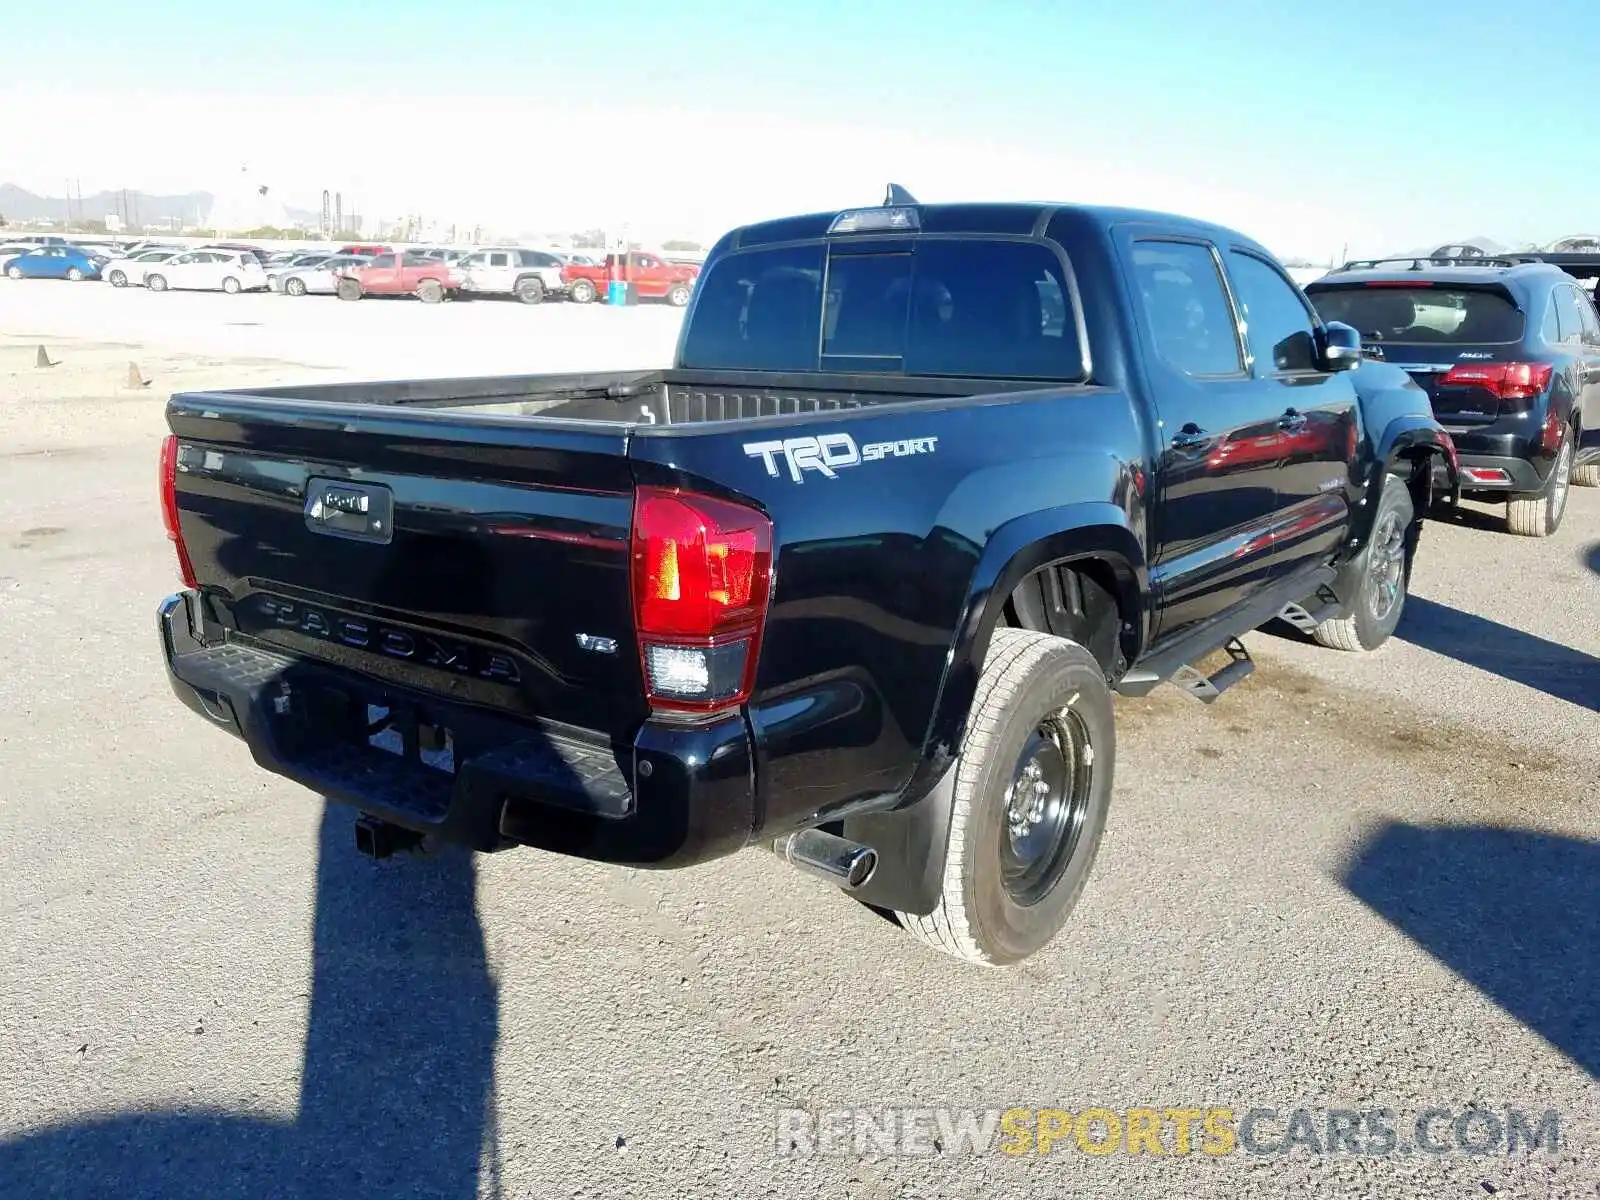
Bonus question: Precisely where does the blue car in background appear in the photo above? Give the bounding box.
[4,244,109,282]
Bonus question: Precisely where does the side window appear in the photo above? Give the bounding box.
[369,254,396,268]
[1540,297,1561,345]
[488,252,509,267]
[1553,286,1585,344]
[1131,241,1244,377]
[1576,289,1600,346]
[1226,250,1318,372]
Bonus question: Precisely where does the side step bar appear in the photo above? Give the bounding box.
[1277,584,1342,636]
[1168,638,1254,704]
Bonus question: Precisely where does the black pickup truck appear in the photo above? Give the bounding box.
[156,192,1459,966]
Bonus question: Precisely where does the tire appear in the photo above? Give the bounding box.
[1313,474,1415,652]
[895,627,1116,967]
[109,270,127,287]
[284,277,307,297]
[416,279,445,304]
[67,267,84,282]
[569,278,597,304]
[1507,426,1574,537]
[336,277,362,302]
[667,283,691,307]
[515,276,545,305]
[1575,462,1600,488]
[146,274,167,292]
[6,265,20,280]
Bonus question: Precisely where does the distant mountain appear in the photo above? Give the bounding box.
[0,182,213,228]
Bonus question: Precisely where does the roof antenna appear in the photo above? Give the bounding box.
[883,183,918,207]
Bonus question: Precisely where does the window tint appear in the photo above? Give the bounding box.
[488,252,509,267]
[681,239,1084,379]
[1131,241,1243,377]
[901,240,1080,379]
[369,254,396,268]
[521,250,559,267]
[1227,251,1317,372]
[1306,286,1524,345]
[1554,286,1586,344]
[679,244,825,372]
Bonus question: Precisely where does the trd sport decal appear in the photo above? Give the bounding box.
[743,433,939,483]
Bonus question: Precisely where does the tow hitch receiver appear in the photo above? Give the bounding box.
[353,814,426,859]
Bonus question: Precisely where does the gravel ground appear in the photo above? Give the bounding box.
[1,279,1597,1199]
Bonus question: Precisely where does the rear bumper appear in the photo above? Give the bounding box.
[158,590,756,867]
[1452,453,1545,493]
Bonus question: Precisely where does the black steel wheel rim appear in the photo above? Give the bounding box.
[999,708,1096,906]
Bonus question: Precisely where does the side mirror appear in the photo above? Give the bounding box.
[1319,321,1363,372]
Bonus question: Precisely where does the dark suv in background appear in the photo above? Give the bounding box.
[1306,258,1600,535]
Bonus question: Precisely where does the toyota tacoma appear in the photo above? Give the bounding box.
[155,189,1458,965]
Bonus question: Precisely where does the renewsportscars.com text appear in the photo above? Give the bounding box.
[774,1106,1562,1159]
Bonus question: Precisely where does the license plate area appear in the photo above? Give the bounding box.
[365,702,457,775]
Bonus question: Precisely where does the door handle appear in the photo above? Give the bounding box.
[1170,424,1209,450]
[1279,409,1308,432]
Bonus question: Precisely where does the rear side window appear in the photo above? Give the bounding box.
[368,254,396,268]
[1131,241,1243,377]
[1577,289,1600,345]
[1306,285,1524,345]
[680,238,1083,379]
[1553,286,1586,344]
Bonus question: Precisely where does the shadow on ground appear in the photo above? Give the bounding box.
[1342,821,1600,1079]
[1585,541,1600,579]
[1394,596,1599,712]
[0,805,500,1200]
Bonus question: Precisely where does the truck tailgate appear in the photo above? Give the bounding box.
[166,394,647,740]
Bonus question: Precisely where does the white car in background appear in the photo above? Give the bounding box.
[143,249,268,294]
[104,247,184,288]
[274,253,371,296]
[457,246,566,303]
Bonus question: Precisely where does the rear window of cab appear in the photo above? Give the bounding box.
[680,239,1084,380]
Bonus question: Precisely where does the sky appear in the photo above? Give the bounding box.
[4,0,1596,260]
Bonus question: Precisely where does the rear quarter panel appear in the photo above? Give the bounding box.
[628,388,1149,838]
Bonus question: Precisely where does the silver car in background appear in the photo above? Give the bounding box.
[274,253,372,296]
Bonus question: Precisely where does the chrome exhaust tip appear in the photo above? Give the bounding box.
[777,828,879,891]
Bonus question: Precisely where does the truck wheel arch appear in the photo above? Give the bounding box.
[845,508,1144,919]
[922,505,1147,780]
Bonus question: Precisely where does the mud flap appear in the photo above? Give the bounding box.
[841,765,957,917]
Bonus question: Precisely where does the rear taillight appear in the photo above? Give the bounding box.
[159,434,199,589]
[1437,361,1553,406]
[630,486,773,715]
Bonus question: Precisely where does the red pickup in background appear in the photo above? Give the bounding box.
[336,250,465,303]
[563,251,699,306]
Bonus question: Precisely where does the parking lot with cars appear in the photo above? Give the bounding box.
[1,241,1598,1200]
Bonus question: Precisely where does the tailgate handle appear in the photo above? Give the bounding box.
[305,478,395,544]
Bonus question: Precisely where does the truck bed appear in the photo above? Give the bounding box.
[219,368,1057,430]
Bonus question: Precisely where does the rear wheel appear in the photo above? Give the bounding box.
[1313,474,1414,652]
[336,277,362,302]
[109,270,127,287]
[568,278,597,304]
[221,276,242,294]
[416,279,445,304]
[895,628,1115,967]
[67,267,84,282]
[146,273,167,292]
[284,276,307,297]
[1507,428,1573,537]
[1573,458,1600,488]
[515,276,545,305]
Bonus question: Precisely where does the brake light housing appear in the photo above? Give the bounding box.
[1436,361,1554,408]
[160,434,199,589]
[630,486,774,715]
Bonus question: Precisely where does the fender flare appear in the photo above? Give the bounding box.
[845,503,1146,916]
